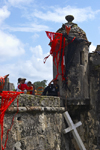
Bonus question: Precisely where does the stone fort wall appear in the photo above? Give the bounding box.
[2,93,100,150]
[1,89,100,150]
[3,95,68,150]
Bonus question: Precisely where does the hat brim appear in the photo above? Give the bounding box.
[21,78,26,80]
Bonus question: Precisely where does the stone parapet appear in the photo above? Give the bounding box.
[11,94,60,107]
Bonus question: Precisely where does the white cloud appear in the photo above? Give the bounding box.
[0,6,10,24]
[29,45,52,76]
[89,43,96,53]
[32,6,100,23]
[7,0,33,6]
[0,45,53,87]
[2,23,49,32]
[31,33,39,42]
[0,30,25,61]
[30,45,43,57]
[0,42,96,87]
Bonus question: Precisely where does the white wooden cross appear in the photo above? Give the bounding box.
[63,111,86,150]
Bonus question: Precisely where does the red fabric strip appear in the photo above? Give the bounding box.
[65,26,71,35]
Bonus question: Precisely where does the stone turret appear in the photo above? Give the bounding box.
[53,15,91,102]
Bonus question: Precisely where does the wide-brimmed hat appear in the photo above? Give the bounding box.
[21,78,26,80]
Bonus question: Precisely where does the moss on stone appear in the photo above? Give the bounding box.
[39,96,45,104]
[94,65,100,71]
[28,95,32,101]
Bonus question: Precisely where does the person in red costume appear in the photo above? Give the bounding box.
[18,78,29,93]
[27,81,33,95]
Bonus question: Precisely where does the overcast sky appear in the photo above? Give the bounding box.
[0,0,100,87]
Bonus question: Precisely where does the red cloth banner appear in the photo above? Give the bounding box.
[44,31,66,81]
[44,26,76,82]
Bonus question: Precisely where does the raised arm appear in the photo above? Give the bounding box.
[48,79,54,86]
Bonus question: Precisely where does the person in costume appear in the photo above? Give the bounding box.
[32,83,35,95]
[18,78,29,94]
[27,81,33,95]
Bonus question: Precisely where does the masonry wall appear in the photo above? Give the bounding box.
[65,52,100,150]
[67,104,98,150]
[3,77,15,91]
[66,43,89,100]
[2,91,100,150]
[89,52,100,149]
[3,95,69,150]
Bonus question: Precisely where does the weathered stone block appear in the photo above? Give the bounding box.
[11,94,60,107]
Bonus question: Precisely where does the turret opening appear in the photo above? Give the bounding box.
[80,51,84,65]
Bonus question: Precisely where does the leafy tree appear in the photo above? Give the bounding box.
[33,80,47,89]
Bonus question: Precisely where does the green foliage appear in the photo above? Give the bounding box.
[33,80,47,89]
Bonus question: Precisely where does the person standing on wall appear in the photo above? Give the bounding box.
[42,79,60,96]
[27,81,33,95]
[16,78,21,91]
[18,78,29,94]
